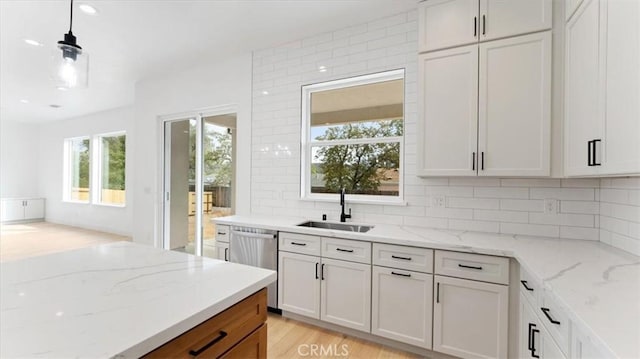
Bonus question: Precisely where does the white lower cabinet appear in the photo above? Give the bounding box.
[278,251,321,319]
[0,198,45,222]
[213,241,229,261]
[372,266,433,349]
[520,293,567,359]
[320,258,371,332]
[433,275,509,359]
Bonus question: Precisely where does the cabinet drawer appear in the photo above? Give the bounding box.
[143,288,267,358]
[216,225,230,243]
[519,265,541,308]
[434,250,509,285]
[539,290,571,356]
[321,237,371,264]
[219,323,267,359]
[373,243,433,273]
[279,232,321,256]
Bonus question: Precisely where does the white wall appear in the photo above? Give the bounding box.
[132,54,252,247]
[250,9,640,255]
[37,106,134,236]
[0,120,40,198]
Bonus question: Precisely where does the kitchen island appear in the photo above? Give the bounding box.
[0,241,276,358]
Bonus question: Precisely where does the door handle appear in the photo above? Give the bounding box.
[527,323,535,351]
[593,139,601,166]
[472,152,476,171]
[521,280,534,291]
[291,242,307,246]
[458,263,483,270]
[541,307,561,325]
[531,328,540,358]
[336,248,354,253]
[474,16,477,37]
[436,282,440,303]
[587,140,594,166]
[482,14,486,35]
[481,151,485,170]
[188,330,228,356]
[391,255,412,261]
[321,263,325,280]
[224,248,228,261]
[315,262,319,279]
[391,271,411,277]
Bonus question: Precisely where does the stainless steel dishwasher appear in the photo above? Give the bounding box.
[229,226,279,311]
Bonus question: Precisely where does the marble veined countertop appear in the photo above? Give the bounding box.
[216,215,640,358]
[0,242,276,358]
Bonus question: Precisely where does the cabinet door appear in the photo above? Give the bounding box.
[320,258,371,332]
[564,0,602,176]
[0,200,25,222]
[478,31,551,176]
[278,252,320,319]
[418,45,478,176]
[214,242,230,261]
[601,0,640,175]
[372,266,433,349]
[480,0,552,41]
[566,0,585,21]
[23,199,44,220]
[419,0,479,52]
[433,275,508,359]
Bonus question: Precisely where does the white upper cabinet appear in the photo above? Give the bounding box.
[418,45,478,176]
[478,31,551,176]
[480,0,553,41]
[419,0,480,52]
[419,0,552,53]
[418,31,551,177]
[564,0,640,176]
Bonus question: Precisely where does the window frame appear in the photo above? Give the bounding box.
[300,69,405,204]
[62,136,92,204]
[93,131,127,207]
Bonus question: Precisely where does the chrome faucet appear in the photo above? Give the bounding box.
[340,188,352,222]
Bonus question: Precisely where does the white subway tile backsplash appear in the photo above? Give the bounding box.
[250,9,640,255]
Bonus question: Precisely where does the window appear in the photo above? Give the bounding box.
[63,132,126,206]
[301,69,404,202]
[63,137,91,202]
[96,132,126,205]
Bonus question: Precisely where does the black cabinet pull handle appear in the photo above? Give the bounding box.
[482,14,486,35]
[321,263,325,280]
[474,16,477,37]
[391,255,412,261]
[436,282,440,303]
[521,280,534,291]
[336,248,354,253]
[458,263,483,270]
[291,242,307,246]
[391,271,411,277]
[531,328,540,358]
[472,152,476,171]
[224,248,228,261]
[315,262,319,279]
[541,307,561,325]
[593,139,601,166]
[527,323,535,351]
[217,231,226,235]
[188,330,228,356]
[481,151,485,170]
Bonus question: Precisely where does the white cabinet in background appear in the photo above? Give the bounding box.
[372,266,433,349]
[520,293,567,359]
[320,258,371,332]
[213,241,229,261]
[278,251,321,319]
[418,31,551,177]
[419,0,552,53]
[433,275,509,358]
[0,198,45,223]
[564,0,640,176]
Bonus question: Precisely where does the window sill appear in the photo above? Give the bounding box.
[94,202,126,208]
[299,195,407,206]
[63,200,90,205]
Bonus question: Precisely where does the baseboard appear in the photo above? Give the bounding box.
[281,311,458,359]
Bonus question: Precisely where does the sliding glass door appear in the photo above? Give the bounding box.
[163,111,236,257]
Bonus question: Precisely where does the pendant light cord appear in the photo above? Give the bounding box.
[68,0,74,33]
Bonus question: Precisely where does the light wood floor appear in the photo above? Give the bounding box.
[0,221,130,262]
[0,222,420,358]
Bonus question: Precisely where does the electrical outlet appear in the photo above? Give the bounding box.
[432,195,446,208]
[544,199,558,214]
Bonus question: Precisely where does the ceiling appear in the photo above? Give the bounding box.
[0,0,417,123]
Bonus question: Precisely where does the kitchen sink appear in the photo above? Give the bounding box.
[296,221,373,233]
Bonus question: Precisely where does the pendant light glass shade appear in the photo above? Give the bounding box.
[52,0,88,89]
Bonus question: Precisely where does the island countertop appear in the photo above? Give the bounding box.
[0,242,276,358]
[216,214,640,358]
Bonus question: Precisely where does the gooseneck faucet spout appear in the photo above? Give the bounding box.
[340,188,352,223]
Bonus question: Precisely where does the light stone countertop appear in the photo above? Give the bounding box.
[0,242,276,358]
[216,215,640,358]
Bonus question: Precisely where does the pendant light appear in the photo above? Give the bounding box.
[53,0,88,89]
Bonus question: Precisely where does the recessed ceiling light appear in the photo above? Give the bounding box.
[57,86,69,91]
[78,3,98,15]
[49,104,62,108]
[24,39,43,47]
[262,91,269,95]
[318,66,327,72]
[20,99,29,104]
